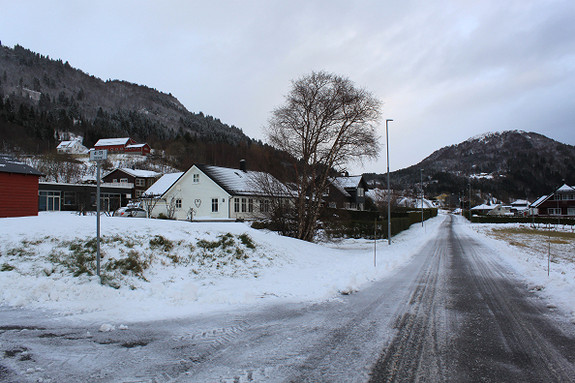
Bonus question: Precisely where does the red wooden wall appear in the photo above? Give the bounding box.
[0,172,40,217]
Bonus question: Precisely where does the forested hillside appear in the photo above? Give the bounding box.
[0,44,292,176]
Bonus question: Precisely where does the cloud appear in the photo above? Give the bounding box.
[0,0,574,173]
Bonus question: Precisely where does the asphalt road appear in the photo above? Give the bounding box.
[1,215,574,382]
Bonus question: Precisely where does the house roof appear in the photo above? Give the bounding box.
[105,168,161,179]
[57,140,76,149]
[531,195,550,207]
[94,137,131,146]
[197,164,291,197]
[471,203,496,211]
[557,184,575,193]
[333,176,363,190]
[0,154,43,176]
[142,172,184,197]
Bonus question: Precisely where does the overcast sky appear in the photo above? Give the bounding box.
[1,0,574,173]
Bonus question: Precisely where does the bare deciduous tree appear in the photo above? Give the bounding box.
[266,71,381,241]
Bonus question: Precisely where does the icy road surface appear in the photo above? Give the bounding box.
[1,215,575,382]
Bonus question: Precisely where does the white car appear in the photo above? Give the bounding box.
[113,207,147,218]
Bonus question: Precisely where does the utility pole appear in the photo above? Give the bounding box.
[386,119,393,245]
[420,169,424,226]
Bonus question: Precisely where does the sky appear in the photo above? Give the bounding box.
[1,0,574,173]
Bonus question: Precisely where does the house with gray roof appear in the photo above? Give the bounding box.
[142,161,292,221]
[325,175,369,211]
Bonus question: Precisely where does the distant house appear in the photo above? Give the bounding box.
[94,137,151,156]
[57,140,89,154]
[531,184,575,217]
[486,204,513,216]
[470,203,497,215]
[143,161,291,221]
[0,154,43,217]
[102,168,161,199]
[325,175,369,211]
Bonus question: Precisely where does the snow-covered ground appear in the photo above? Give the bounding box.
[1,213,573,324]
[468,222,575,322]
[0,212,443,323]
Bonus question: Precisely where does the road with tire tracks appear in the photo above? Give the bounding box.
[1,215,574,382]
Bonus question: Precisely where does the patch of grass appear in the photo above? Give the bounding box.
[149,235,174,252]
[105,250,149,280]
[238,233,256,249]
[491,227,575,241]
[1,263,15,272]
[7,246,34,257]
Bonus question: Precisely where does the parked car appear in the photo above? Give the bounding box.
[113,207,147,218]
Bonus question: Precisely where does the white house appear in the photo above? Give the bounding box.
[142,162,291,221]
[57,140,89,154]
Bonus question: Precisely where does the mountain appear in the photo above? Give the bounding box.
[365,131,575,202]
[0,44,291,175]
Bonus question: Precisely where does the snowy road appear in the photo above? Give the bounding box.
[2,215,575,382]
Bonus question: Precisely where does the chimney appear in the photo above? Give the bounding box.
[239,159,247,172]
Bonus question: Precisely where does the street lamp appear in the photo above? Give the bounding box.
[420,169,424,227]
[386,119,393,245]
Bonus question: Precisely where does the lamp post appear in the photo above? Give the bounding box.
[420,169,424,226]
[386,119,393,245]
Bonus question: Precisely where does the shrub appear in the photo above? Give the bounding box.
[149,235,174,252]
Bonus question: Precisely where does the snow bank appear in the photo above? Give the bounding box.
[0,212,444,322]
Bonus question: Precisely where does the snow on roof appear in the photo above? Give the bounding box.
[198,165,291,197]
[95,138,131,146]
[510,199,530,206]
[57,141,75,148]
[471,204,496,210]
[142,172,184,197]
[333,176,363,189]
[557,184,575,192]
[119,168,161,178]
[0,154,43,176]
[126,144,148,148]
[531,195,549,207]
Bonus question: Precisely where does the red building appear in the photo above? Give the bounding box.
[94,137,151,155]
[531,184,575,217]
[0,154,44,218]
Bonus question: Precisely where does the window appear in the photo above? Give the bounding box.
[548,208,562,215]
[120,178,128,183]
[212,198,219,213]
[260,199,270,213]
[175,199,182,209]
[568,208,575,216]
[63,191,76,206]
[357,187,364,197]
[193,174,200,183]
[135,190,143,198]
[39,191,61,211]
[234,198,240,213]
[248,199,254,213]
[241,198,247,213]
[112,179,118,183]
[135,178,145,187]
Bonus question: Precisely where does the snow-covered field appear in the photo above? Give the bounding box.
[468,222,575,322]
[0,212,443,323]
[1,213,573,324]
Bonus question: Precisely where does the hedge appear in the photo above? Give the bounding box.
[321,208,438,239]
